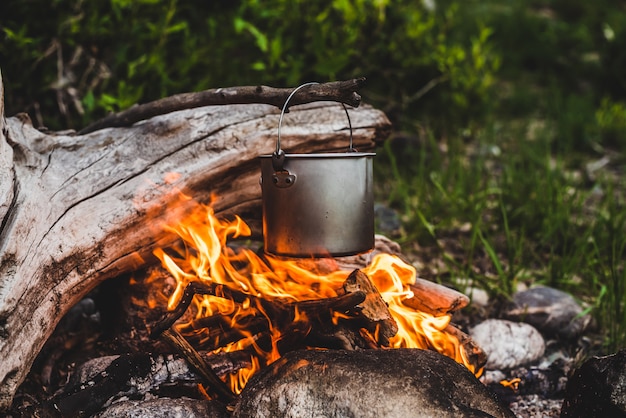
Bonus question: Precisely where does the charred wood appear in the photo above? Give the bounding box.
[337,235,470,316]
[47,351,251,417]
[160,328,235,404]
[340,269,398,346]
[150,281,367,340]
[444,324,488,376]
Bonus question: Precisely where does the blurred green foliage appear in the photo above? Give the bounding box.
[0,0,499,131]
[472,0,626,151]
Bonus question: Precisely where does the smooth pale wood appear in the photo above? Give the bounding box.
[0,85,391,409]
[403,279,470,316]
[0,69,14,230]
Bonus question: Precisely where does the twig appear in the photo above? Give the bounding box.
[149,281,251,338]
[288,291,366,315]
[160,328,236,404]
[78,78,366,134]
[150,281,367,339]
[444,324,487,377]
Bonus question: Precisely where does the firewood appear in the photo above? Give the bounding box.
[160,328,236,404]
[0,68,391,410]
[179,313,233,334]
[337,235,470,316]
[184,316,269,351]
[443,324,487,376]
[341,269,398,346]
[304,324,380,351]
[150,282,253,338]
[403,278,470,316]
[150,281,367,338]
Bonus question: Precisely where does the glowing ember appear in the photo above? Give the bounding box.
[500,377,521,391]
[152,194,478,394]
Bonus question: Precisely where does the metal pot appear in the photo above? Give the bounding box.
[260,83,375,257]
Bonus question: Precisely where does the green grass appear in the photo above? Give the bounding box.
[375,113,626,352]
[370,0,626,353]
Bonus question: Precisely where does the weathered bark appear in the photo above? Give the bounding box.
[0,70,391,409]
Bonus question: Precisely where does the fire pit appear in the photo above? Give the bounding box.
[0,76,517,417]
[146,199,485,397]
[10,197,507,417]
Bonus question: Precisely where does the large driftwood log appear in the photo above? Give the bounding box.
[0,73,391,409]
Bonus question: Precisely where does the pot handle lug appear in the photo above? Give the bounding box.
[271,171,297,188]
[269,149,296,187]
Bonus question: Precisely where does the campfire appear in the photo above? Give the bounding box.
[2,77,507,416]
[143,192,485,401]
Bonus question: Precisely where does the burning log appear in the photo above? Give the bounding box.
[160,328,236,404]
[149,280,369,342]
[404,279,470,316]
[444,324,488,376]
[148,268,406,401]
[150,270,390,346]
[337,235,470,316]
[145,216,487,399]
[340,269,398,346]
[0,70,391,410]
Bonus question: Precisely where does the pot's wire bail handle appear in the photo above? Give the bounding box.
[273,81,356,171]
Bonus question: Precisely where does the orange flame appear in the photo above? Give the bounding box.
[500,377,521,391]
[152,193,477,395]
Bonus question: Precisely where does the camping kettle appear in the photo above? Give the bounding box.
[260,82,375,257]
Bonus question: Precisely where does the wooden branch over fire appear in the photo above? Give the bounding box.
[79,78,366,134]
[150,280,367,340]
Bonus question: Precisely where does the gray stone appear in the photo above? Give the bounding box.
[470,319,545,370]
[95,398,229,418]
[465,286,490,307]
[233,348,515,418]
[374,203,403,236]
[560,349,626,417]
[503,286,590,339]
